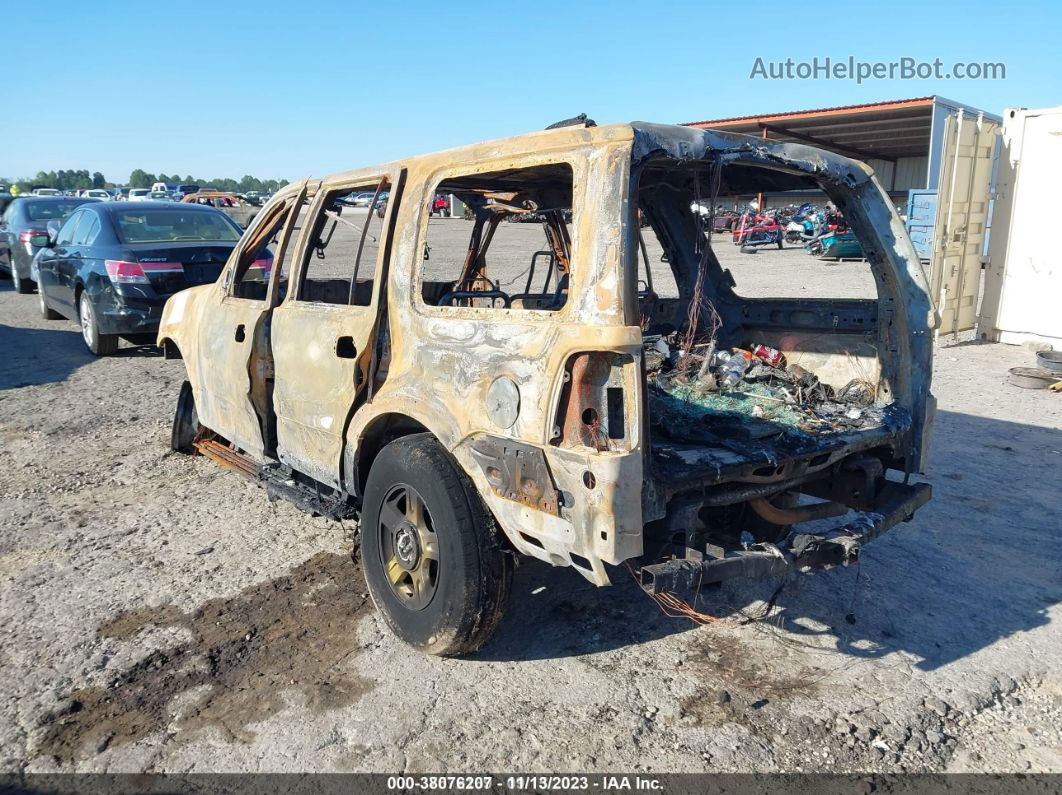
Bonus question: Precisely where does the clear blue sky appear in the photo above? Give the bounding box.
[3,0,1059,184]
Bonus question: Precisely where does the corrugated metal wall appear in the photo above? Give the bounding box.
[866,159,895,189]
[894,156,929,191]
[865,156,928,191]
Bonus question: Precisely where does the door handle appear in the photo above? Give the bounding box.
[335,336,357,358]
[234,324,246,342]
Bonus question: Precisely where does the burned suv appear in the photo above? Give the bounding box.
[159,121,934,656]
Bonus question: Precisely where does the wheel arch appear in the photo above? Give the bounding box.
[346,411,433,498]
[158,337,183,359]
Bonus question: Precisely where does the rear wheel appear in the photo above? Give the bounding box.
[14,269,33,294]
[79,292,119,355]
[39,285,61,319]
[361,434,512,656]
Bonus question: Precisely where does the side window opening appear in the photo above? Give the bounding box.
[276,198,310,302]
[73,214,100,247]
[297,183,388,306]
[56,211,83,247]
[420,163,574,312]
[231,197,311,303]
[231,202,291,301]
[634,211,679,303]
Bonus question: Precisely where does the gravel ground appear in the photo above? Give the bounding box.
[0,239,1060,774]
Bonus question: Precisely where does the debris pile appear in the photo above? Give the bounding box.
[644,334,889,439]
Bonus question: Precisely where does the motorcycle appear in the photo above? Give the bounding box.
[785,216,822,244]
[732,213,784,249]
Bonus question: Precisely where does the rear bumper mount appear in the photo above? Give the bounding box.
[638,481,931,595]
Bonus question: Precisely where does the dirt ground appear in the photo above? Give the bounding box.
[1,239,1060,774]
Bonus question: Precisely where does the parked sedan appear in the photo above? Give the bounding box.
[36,202,254,355]
[0,196,101,293]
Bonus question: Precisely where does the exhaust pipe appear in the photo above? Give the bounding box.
[749,496,848,525]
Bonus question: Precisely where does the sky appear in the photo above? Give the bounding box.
[3,0,1059,185]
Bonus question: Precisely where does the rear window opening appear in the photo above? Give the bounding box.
[115,209,242,244]
[26,201,87,221]
[420,163,574,312]
[633,157,901,486]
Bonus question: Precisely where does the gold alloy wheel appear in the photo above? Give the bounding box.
[378,484,440,610]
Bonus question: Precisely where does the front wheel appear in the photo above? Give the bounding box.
[361,434,513,657]
[79,292,119,355]
[171,381,202,453]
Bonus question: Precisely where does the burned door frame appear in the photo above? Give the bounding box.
[191,185,305,458]
[269,170,403,489]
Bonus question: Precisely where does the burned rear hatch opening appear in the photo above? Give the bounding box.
[626,124,934,583]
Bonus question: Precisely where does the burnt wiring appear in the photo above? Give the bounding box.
[624,563,725,626]
[678,162,723,365]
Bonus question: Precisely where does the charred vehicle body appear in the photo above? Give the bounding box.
[159,121,934,656]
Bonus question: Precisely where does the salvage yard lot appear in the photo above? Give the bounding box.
[1,254,1060,773]
[420,215,879,301]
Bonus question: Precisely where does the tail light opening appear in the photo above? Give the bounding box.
[552,351,633,450]
[104,260,150,284]
[105,260,184,284]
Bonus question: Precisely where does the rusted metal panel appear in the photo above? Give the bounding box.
[467,436,562,516]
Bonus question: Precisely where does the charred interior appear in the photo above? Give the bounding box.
[629,153,913,561]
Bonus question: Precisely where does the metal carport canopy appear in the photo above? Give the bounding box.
[683,97,937,162]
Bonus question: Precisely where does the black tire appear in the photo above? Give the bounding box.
[171,381,201,453]
[38,286,61,319]
[78,292,119,355]
[361,433,512,656]
[14,271,34,294]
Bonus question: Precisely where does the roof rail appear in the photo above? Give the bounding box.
[545,113,596,130]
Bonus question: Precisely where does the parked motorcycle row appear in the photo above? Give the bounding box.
[691,201,865,260]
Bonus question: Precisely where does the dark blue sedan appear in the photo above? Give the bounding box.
[36,201,259,355]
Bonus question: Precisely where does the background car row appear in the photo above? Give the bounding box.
[1,183,272,205]
[1,194,256,355]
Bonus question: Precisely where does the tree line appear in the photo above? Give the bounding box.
[2,169,289,194]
